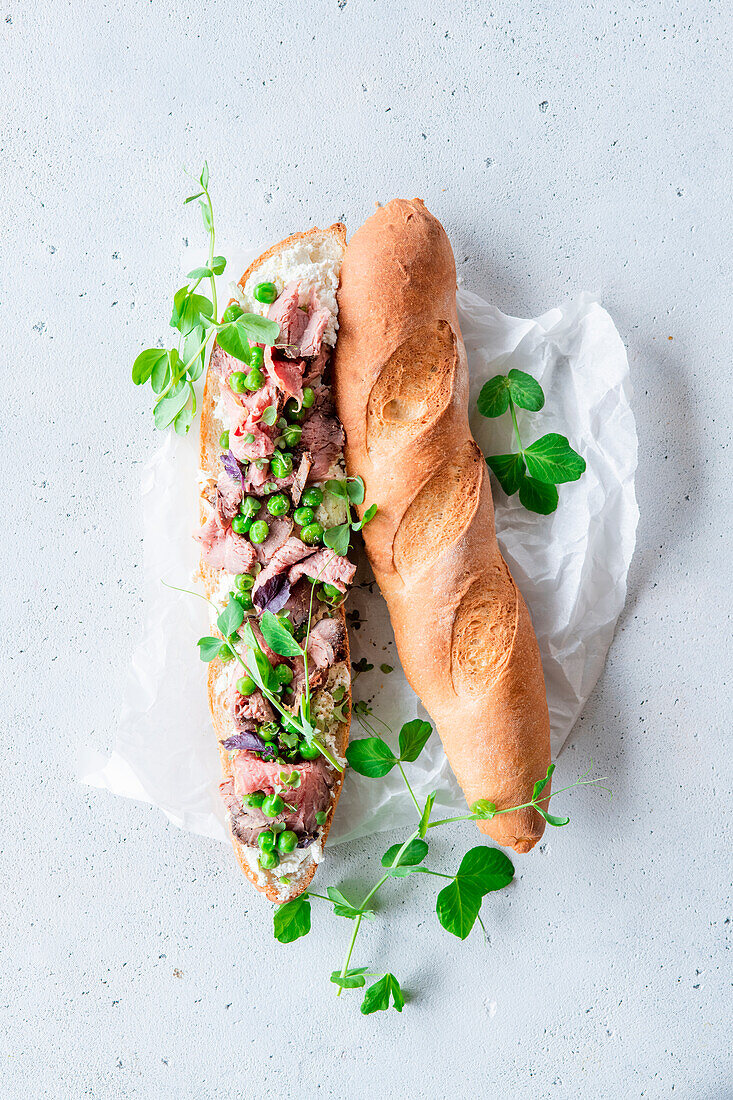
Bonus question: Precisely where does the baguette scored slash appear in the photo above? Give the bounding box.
[199,223,352,902]
[334,200,552,853]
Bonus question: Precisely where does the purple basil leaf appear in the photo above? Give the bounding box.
[253,574,290,613]
[220,450,244,488]
[220,731,267,752]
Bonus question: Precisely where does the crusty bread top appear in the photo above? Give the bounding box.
[334,199,552,853]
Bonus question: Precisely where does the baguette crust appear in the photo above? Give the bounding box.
[199,223,351,901]
[334,199,551,852]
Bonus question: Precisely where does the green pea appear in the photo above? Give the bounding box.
[231,515,251,535]
[221,304,243,324]
[259,723,280,742]
[281,714,302,737]
[253,282,278,304]
[234,573,254,593]
[276,613,294,635]
[300,522,324,546]
[244,791,265,808]
[238,591,254,611]
[270,451,293,479]
[322,582,342,601]
[282,425,302,447]
[257,829,275,850]
[293,506,315,527]
[249,345,264,369]
[259,848,280,870]
[219,430,230,449]
[267,493,290,517]
[300,486,323,508]
[299,740,321,760]
[301,387,315,408]
[249,519,269,544]
[244,366,264,391]
[261,794,284,818]
[229,371,248,393]
[240,496,260,519]
[274,663,294,685]
[277,830,298,853]
[284,398,306,423]
[236,675,256,696]
[218,643,233,662]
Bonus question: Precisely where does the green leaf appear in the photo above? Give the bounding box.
[241,620,276,692]
[323,523,351,557]
[170,286,188,329]
[154,382,189,430]
[150,350,172,394]
[174,406,193,436]
[456,846,514,895]
[486,451,525,496]
[182,323,206,381]
[352,502,377,531]
[326,886,370,920]
[418,790,436,837]
[183,191,204,205]
[197,636,222,662]
[535,805,570,827]
[132,348,167,386]
[315,810,328,826]
[470,799,497,820]
[200,162,209,189]
[259,611,304,657]
[238,313,280,346]
[381,838,428,868]
[273,895,311,943]
[380,664,393,674]
[518,474,559,514]
[346,476,365,505]
[186,265,213,280]
[330,967,369,989]
[398,719,433,762]
[200,198,212,233]
[523,433,586,484]
[212,255,227,275]
[217,598,244,638]
[345,737,397,778]
[360,973,404,1015]
[436,879,482,940]
[217,320,251,364]
[326,479,348,500]
[170,291,213,335]
[477,375,511,418]
[532,762,555,802]
[259,404,278,426]
[506,368,545,412]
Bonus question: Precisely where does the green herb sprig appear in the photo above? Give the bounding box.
[272,711,609,1015]
[479,368,586,514]
[131,165,279,434]
[322,476,377,557]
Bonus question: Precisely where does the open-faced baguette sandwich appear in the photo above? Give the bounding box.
[334,199,552,854]
[196,225,356,902]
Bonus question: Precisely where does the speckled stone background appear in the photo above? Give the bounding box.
[2,1,731,1097]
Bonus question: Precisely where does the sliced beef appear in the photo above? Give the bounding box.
[290,452,312,505]
[299,402,345,481]
[195,508,257,574]
[233,687,275,726]
[300,306,330,358]
[280,577,315,627]
[264,346,304,405]
[303,345,329,384]
[287,659,328,710]
[211,345,239,385]
[268,280,308,352]
[230,420,276,463]
[242,461,270,493]
[306,617,346,668]
[254,515,294,565]
[287,548,356,592]
[215,457,243,522]
[252,536,314,609]
[232,755,334,836]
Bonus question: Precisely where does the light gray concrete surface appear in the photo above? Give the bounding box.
[1,1,731,1097]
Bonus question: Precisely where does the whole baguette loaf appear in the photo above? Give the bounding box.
[333,199,551,853]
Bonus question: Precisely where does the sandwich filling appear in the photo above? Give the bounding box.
[196,236,355,889]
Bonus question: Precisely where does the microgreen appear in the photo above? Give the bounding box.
[479,368,586,513]
[360,974,405,1014]
[132,165,280,434]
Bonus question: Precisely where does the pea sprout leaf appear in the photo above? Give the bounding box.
[197,636,223,662]
[132,348,167,386]
[486,451,525,497]
[360,973,404,1015]
[241,620,277,692]
[216,320,251,364]
[532,762,555,802]
[186,265,213,280]
[534,805,570,828]
[183,190,204,205]
[326,479,348,500]
[200,198,212,233]
[273,895,311,943]
[517,474,559,515]
[470,799,497,820]
[217,598,244,638]
[154,381,190,430]
[346,476,366,505]
[381,838,429,868]
[418,790,437,837]
[523,433,586,485]
[212,255,227,275]
[477,375,511,418]
[172,292,213,335]
[174,406,193,436]
[259,404,278,426]
[238,313,280,346]
[259,611,304,657]
[436,847,514,939]
[456,847,515,895]
[436,879,482,940]
[150,350,172,394]
[323,522,351,557]
[345,737,398,778]
[352,503,377,532]
[330,967,369,989]
[506,368,545,412]
[398,719,433,762]
[327,886,372,921]
[200,162,209,189]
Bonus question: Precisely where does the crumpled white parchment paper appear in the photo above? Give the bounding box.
[82,281,638,848]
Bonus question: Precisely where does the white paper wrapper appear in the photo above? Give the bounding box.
[82,278,638,848]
